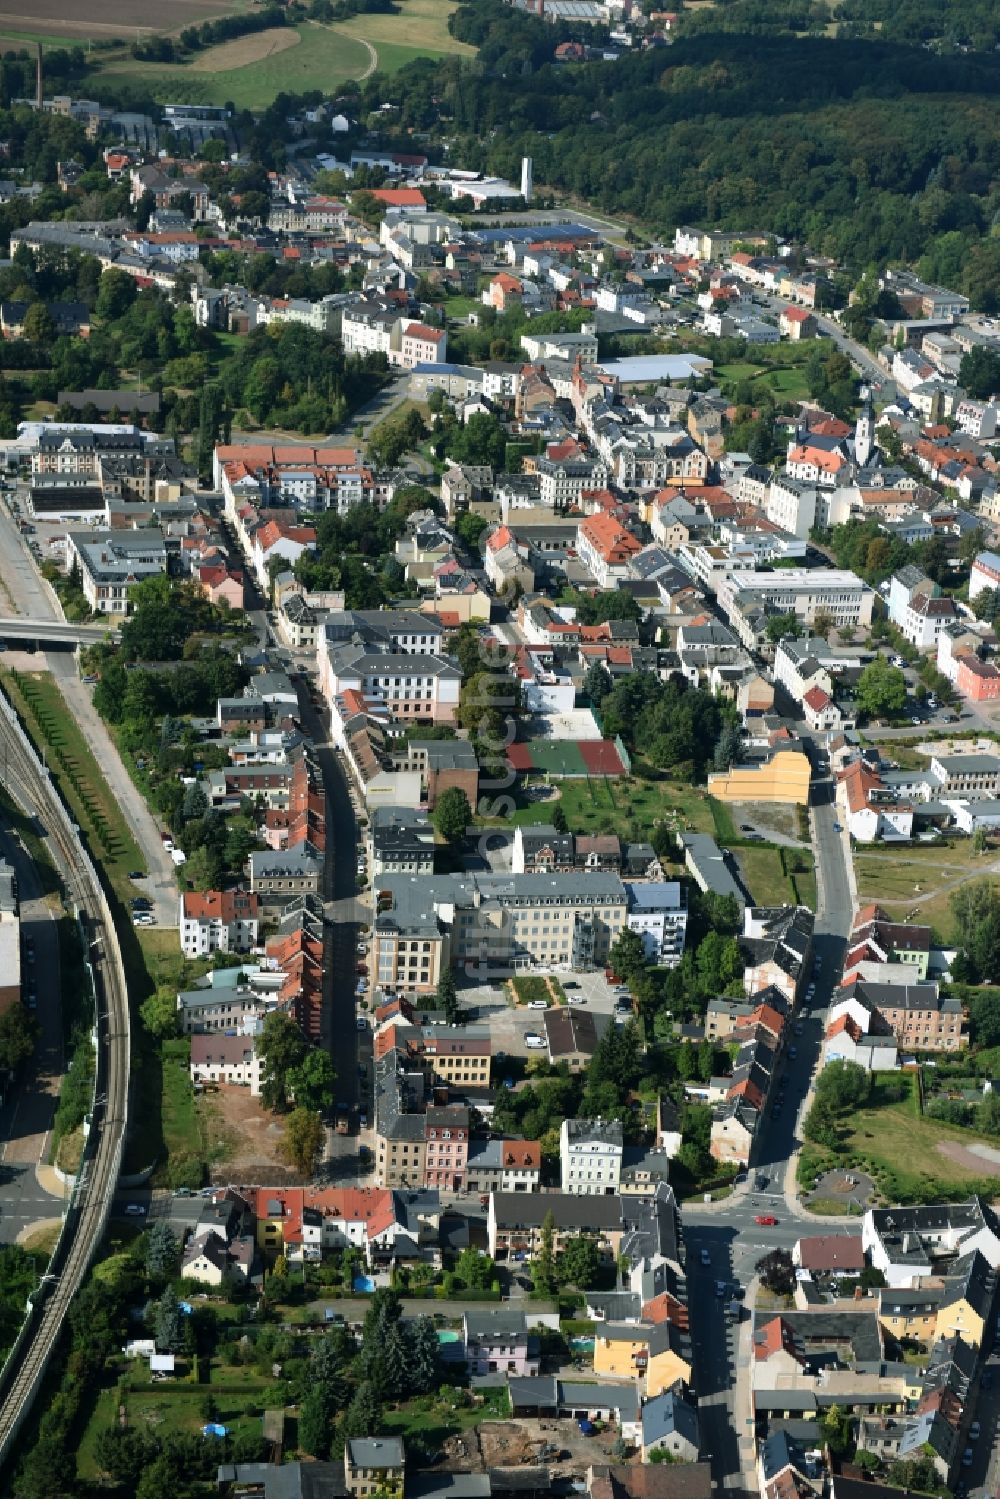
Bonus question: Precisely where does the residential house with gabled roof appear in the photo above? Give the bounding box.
[464,1138,541,1195]
[838,759,915,844]
[592,1319,692,1399]
[793,1235,865,1276]
[640,1390,700,1462]
[847,905,931,978]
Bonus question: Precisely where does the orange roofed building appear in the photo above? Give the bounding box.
[179,890,259,958]
[576,511,642,588]
[252,1184,441,1265]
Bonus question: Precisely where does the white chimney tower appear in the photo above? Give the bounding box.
[521,156,533,204]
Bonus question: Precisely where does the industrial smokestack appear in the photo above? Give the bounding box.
[520,156,533,205]
[35,42,42,111]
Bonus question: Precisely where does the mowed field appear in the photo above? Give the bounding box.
[93,0,471,103]
[97,21,373,107]
[334,0,474,70]
[0,0,251,40]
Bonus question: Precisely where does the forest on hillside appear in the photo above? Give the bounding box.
[368,5,1000,297]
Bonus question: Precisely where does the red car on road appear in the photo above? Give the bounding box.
[755,1214,778,1225]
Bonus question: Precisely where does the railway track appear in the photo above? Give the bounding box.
[0,690,130,1464]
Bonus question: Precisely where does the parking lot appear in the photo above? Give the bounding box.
[448,968,629,1061]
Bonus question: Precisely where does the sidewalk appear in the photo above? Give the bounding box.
[734,1275,759,1489]
[36,1163,68,1199]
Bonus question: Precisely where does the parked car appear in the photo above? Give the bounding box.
[124,1203,146,1216]
[528,999,548,1009]
[525,1033,545,1049]
[699,1248,710,1266]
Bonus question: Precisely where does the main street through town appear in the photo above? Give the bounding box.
[682,743,855,1495]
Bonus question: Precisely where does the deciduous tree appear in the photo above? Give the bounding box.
[281,1108,325,1177]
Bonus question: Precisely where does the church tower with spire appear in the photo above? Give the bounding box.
[854,387,874,469]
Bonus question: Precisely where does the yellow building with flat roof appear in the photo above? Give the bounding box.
[707,748,811,806]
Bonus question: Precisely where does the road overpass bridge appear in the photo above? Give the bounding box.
[0,616,120,648]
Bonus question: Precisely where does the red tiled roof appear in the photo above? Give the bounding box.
[181,890,258,923]
[370,188,426,207]
[754,1315,799,1363]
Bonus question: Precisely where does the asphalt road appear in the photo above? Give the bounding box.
[681,744,855,1494]
[757,294,890,395]
[0,498,177,926]
[294,688,365,1167]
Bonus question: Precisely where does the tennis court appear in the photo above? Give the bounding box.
[507,739,628,778]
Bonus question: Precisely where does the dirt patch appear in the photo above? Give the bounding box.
[199,1086,299,1185]
[190,26,300,71]
[477,1418,621,1472]
[0,0,247,38]
[935,1138,1000,1174]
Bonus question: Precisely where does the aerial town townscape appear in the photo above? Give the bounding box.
[0,4,999,1499]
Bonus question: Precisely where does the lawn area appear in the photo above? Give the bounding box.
[161,1036,202,1172]
[510,975,552,1007]
[853,838,996,940]
[383,1387,510,1447]
[707,339,823,405]
[1,670,144,896]
[137,927,195,991]
[334,0,475,66]
[77,1373,285,1479]
[735,844,817,909]
[443,295,482,318]
[817,1074,1000,1203]
[509,773,717,842]
[96,21,372,107]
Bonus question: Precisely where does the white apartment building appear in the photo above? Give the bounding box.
[887,565,959,650]
[396,321,448,369]
[624,881,688,967]
[189,1034,262,1095]
[341,304,397,358]
[969,550,1000,601]
[64,527,167,614]
[955,400,998,441]
[765,475,817,541]
[535,457,609,510]
[560,1117,624,1195]
[717,568,874,645]
[179,890,260,958]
